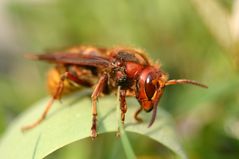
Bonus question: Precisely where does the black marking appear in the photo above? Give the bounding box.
[117,51,139,63]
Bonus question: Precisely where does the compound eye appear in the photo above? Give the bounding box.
[145,73,157,99]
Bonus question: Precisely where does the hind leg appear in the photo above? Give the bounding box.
[21,71,91,131]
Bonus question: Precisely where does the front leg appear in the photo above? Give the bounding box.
[116,89,127,137]
[91,74,108,139]
[119,89,127,126]
[134,107,143,122]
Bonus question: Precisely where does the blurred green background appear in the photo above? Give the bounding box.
[0,0,239,158]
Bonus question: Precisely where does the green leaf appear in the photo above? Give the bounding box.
[0,90,186,159]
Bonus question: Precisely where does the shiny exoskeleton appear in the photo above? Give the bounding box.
[22,46,207,138]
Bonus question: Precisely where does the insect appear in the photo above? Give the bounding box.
[22,46,207,138]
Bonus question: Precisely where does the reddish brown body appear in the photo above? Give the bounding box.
[22,46,207,138]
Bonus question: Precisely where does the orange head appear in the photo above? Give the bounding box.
[136,66,207,127]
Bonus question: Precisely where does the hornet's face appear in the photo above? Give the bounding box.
[136,66,167,127]
[136,66,166,112]
[136,66,207,128]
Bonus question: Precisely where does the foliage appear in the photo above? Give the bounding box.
[0,0,239,158]
[0,91,186,159]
